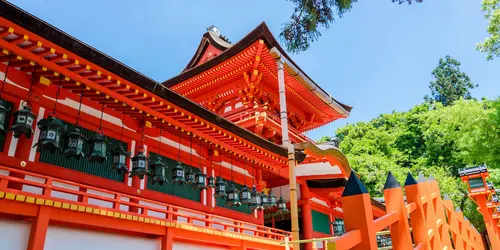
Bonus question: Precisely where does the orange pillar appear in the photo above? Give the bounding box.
[476,195,500,249]
[27,206,51,250]
[382,172,412,250]
[300,183,313,250]
[161,227,173,250]
[404,173,431,250]
[341,171,378,250]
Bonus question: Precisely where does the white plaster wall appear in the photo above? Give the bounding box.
[0,218,31,250]
[271,184,301,202]
[173,241,227,250]
[45,225,158,250]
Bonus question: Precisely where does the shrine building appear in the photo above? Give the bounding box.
[0,2,385,250]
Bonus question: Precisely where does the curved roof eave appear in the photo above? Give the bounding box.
[162,22,352,114]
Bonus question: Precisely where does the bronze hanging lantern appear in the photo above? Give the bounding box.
[149,155,167,185]
[172,161,186,185]
[240,185,251,205]
[277,195,288,213]
[226,183,241,207]
[0,99,10,134]
[268,189,276,208]
[249,185,263,211]
[186,168,195,185]
[89,95,109,163]
[207,175,216,188]
[0,54,13,134]
[88,132,109,163]
[195,170,206,189]
[262,191,269,208]
[130,150,148,179]
[35,116,66,153]
[214,177,227,197]
[148,126,167,185]
[110,144,130,174]
[64,127,87,158]
[65,84,87,159]
[194,138,206,189]
[9,103,36,139]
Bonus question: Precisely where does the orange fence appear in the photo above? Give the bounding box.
[321,172,485,250]
[0,165,291,242]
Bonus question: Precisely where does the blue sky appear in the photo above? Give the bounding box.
[10,0,500,140]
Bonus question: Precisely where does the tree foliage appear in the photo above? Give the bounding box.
[280,0,422,53]
[477,0,500,60]
[327,98,500,232]
[425,56,477,106]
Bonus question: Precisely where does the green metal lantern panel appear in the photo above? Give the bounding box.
[39,120,126,182]
[146,152,200,202]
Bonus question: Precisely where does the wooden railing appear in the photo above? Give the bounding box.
[0,165,291,242]
[284,172,484,250]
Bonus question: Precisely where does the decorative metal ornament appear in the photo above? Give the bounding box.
[268,189,276,208]
[207,175,216,188]
[149,155,168,185]
[129,150,148,179]
[194,170,206,189]
[0,99,11,134]
[249,185,263,211]
[277,195,288,213]
[110,144,130,174]
[64,127,87,158]
[214,177,227,197]
[172,162,186,185]
[34,116,66,153]
[9,104,36,139]
[240,185,251,205]
[226,183,241,207]
[261,191,269,208]
[186,168,195,185]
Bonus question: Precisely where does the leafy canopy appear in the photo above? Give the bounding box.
[280,0,422,53]
[328,98,500,232]
[477,0,500,60]
[425,55,477,106]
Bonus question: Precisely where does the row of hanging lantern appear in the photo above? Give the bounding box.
[0,56,287,213]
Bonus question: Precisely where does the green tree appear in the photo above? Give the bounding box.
[477,0,500,60]
[425,56,477,106]
[280,0,423,53]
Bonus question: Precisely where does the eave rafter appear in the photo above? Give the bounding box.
[0,20,287,169]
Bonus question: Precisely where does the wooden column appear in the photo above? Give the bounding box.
[27,206,51,250]
[382,172,412,250]
[161,227,174,250]
[300,184,313,250]
[341,171,378,250]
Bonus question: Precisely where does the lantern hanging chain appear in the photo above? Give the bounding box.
[26,63,37,105]
[75,84,85,126]
[230,153,233,182]
[97,94,106,134]
[199,137,202,168]
[0,53,13,98]
[158,125,162,152]
[189,135,193,167]
[50,75,62,116]
[118,113,125,146]
[177,127,181,161]
[139,113,145,150]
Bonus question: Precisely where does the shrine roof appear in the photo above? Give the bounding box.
[0,1,297,160]
[162,23,352,130]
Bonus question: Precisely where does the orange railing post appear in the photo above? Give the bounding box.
[341,171,377,250]
[383,172,412,250]
[404,173,431,249]
[427,175,454,249]
[417,174,443,249]
[443,196,465,250]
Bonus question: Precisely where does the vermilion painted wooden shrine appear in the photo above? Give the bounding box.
[0,2,496,250]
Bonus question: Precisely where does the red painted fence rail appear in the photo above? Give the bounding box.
[0,165,291,243]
